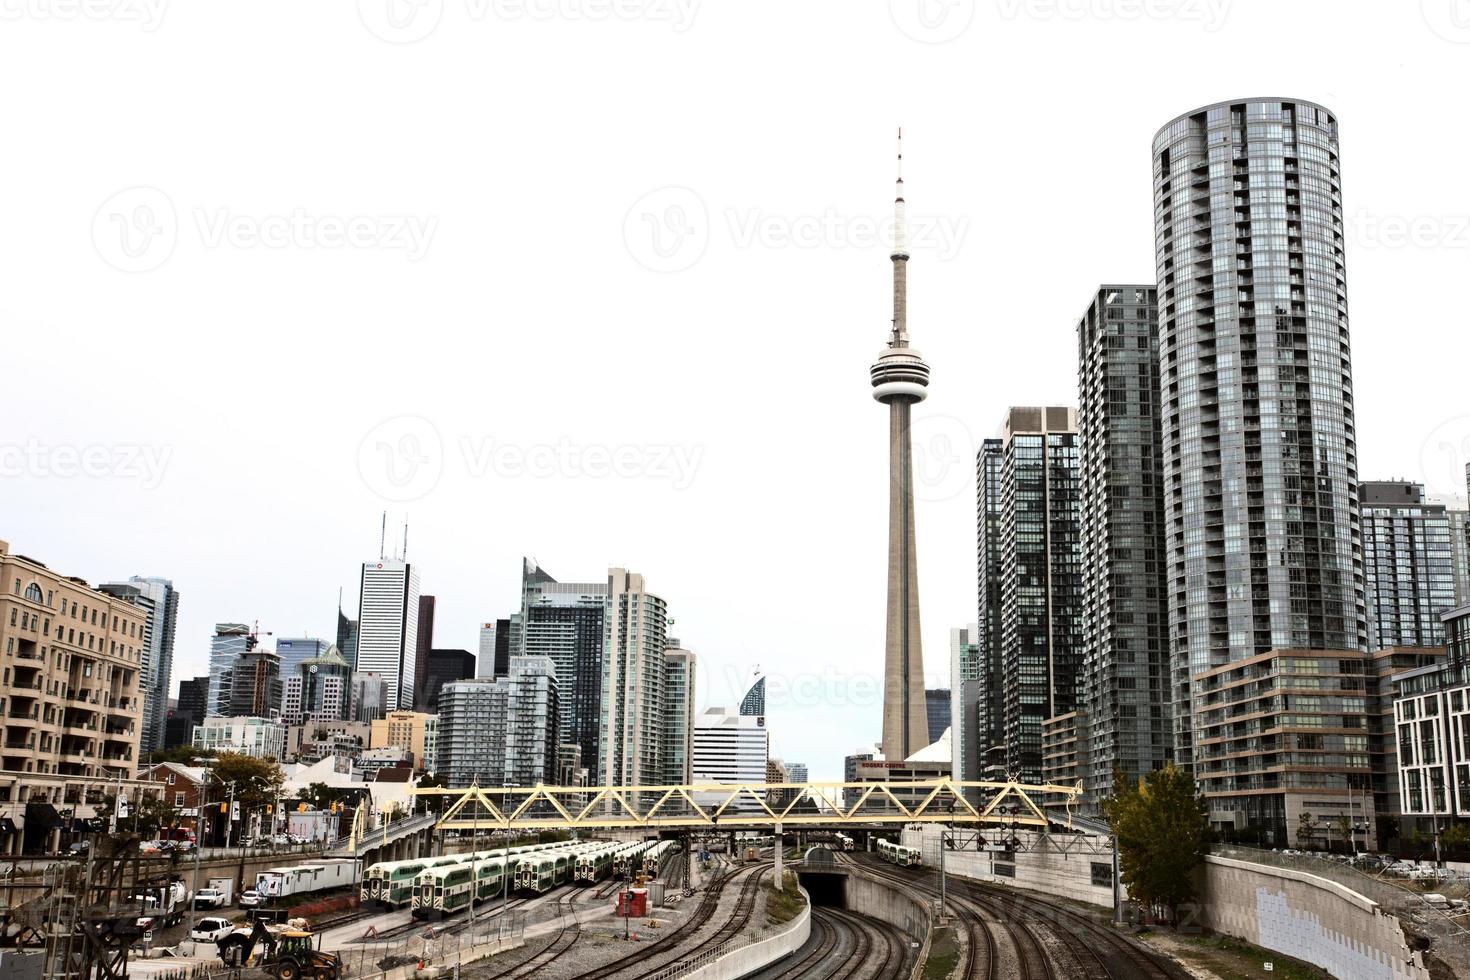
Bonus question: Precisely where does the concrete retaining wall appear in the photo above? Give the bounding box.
[900,826,1120,908]
[679,885,811,980]
[1200,855,1429,980]
[844,870,932,942]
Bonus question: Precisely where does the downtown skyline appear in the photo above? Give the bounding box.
[5,8,1469,783]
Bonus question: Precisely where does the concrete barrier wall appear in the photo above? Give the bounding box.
[900,826,1120,908]
[844,870,932,942]
[681,885,812,980]
[1200,856,1429,980]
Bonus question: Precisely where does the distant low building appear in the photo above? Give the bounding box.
[192,716,286,760]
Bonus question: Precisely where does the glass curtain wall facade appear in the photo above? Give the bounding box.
[1075,286,1173,807]
[978,408,1082,783]
[1153,100,1367,774]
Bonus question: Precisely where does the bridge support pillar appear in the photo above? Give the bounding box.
[773,821,783,891]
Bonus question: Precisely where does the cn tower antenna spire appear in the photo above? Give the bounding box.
[891,126,910,348]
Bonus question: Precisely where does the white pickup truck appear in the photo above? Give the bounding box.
[194,887,229,910]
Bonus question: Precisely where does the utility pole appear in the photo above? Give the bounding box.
[938,830,947,920]
[187,770,213,939]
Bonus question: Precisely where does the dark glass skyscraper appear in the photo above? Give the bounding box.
[1153,99,1367,772]
[519,559,607,783]
[976,408,1082,783]
[1076,286,1172,806]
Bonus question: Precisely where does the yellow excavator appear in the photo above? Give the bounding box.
[217,918,344,980]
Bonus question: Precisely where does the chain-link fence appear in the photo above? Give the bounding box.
[158,912,527,980]
[1211,845,1470,976]
[341,911,528,979]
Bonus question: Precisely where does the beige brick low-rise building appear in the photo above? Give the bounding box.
[0,539,150,852]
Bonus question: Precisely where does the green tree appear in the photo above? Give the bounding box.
[208,753,285,813]
[1296,812,1315,849]
[93,792,182,838]
[1102,763,1209,927]
[299,781,352,811]
[1442,822,1470,852]
[416,773,449,816]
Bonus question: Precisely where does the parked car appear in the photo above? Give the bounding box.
[67,841,91,856]
[190,917,234,943]
[270,834,290,846]
[194,888,229,910]
[238,890,262,909]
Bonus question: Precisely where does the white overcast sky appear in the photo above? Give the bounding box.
[3,1,1468,780]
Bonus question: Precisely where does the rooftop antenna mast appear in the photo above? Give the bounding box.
[402,520,409,561]
[379,511,387,561]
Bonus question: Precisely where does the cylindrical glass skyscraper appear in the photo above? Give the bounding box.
[1153,100,1368,771]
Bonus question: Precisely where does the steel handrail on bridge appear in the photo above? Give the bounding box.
[411,778,1082,832]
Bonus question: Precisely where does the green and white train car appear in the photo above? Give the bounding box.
[640,840,677,877]
[611,841,653,878]
[361,855,464,908]
[877,839,921,867]
[514,849,581,894]
[573,843,619,885]
[411,857,514,919]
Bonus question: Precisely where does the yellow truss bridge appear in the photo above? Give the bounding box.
[411,779,1082,832]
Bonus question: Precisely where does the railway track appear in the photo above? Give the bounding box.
[841,855,1183,980]
[568,860,770,980]
[746,905,907,980]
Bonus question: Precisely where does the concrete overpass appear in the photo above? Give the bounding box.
[326,811,437,865]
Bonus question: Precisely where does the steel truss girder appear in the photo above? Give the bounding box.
[411,778,1081,832]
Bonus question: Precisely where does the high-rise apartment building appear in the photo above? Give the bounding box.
[1441,493,1470,602]
[662,641,698,785]
[786,762,809,783]
[975,440,1005,780]
[1444,503,1470,606]
[349,671,388,723]
[436,657,561,788]
[228,647,282,718]
[98,576,178,757]
[518,560,607,783]
[0,540,147,794]
[423,648,476,711]
[1361,481,1456,650]
[206,623,254,719]
[598,568,669,788]
[1154,99,1367,841]
[356,558,420,711]
[1075,285,1172,807]
[976,408,1082,783]
[949,624,981,787]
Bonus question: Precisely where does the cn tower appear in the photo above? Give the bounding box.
[871,129,930,763]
